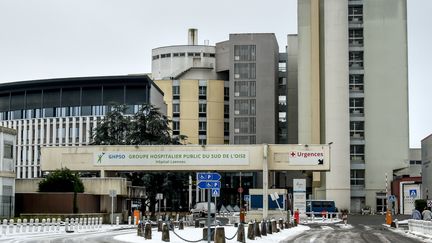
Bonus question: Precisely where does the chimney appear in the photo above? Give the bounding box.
[188,28,198,45]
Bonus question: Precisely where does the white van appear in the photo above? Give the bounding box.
[191,202,216,218]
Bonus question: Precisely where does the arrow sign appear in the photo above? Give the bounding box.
[197,181,221,189]
[211,188,220,197]
[197,172,221,181]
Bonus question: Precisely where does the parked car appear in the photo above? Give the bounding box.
[191,202,216,218]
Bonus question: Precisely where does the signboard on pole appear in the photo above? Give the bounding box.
[293,179,306,213]
[211,188,220,197]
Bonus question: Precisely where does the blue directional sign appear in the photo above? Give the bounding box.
[197,172,221,181]
[197,181,221,189]
[211,188,220,197]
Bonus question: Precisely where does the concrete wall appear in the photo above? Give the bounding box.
[286,35,299,144]
[16,177,128,196]
[422,135,432,199]
[15,193,100,214]
[363,0,409,209]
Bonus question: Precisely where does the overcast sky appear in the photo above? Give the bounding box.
[0,0,430,148]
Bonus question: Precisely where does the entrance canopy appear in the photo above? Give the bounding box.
[41,144,330,172]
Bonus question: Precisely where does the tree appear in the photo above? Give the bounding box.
[92,104,188,216]
[39,168,84,213]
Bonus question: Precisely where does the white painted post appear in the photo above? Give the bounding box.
[23,219,27,233]
[116,216,119,226]
[34,218,39,232]
[57,218,61,232]
[128,216,131,225]
[41,219,46,232]
[100,217,103,228]
[29,218,34,233]
[46,218,50,232]
[84,218,88,230]
[2,219,7,235]
[9,219,14,234]
[17,219,22,233]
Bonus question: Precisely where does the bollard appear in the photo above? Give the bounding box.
[128,216,131,226]
[214,226,226,243]
[116,216,120,226]
[46,218,51,232]
[203,227,214,241]
[9,219,14,234]
[161,223,170,242]
[267,220,272,234]
[271,219,278,233]
[237,223,246,243]
[56,218,61,232]
[35,218,40,232]
[23,219,28,233]
[41,219,46,232]
[247,222,254,240]
[279,218,284,230]
[145,222,152,239]
[195,219,199,228]
[158,219,163,232]
[179,220,184,230]
[261,220,267,236]
[17,219,22,233]
[29,218,34,233]
[254,221,261,237]
[2,219,8,235]
[134,216,137,226]
[75,218,79,231]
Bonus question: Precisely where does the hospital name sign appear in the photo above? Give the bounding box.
[94,151,249,166]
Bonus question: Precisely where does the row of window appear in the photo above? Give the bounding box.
[0,105,142,121]
[172,103,207,114]
[152,52,215,60]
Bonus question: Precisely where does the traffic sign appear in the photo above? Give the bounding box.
[211,188,220,197]
[197,181,221,189]
[388,195,396,202]
[409,189,417,198]
[197,172,221,181]
[244,195,250,201]
[427,200,432,208]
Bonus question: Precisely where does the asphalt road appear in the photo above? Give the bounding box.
[281,214,422,243]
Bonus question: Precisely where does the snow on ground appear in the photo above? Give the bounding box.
[384,223,432,243]
[114,225,310,243]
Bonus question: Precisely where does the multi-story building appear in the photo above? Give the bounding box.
[0,75,165,178]
[152,29,228,145]
[0,126,16,218]
[422,135,432,201]
[216,33,280,145]
[295,0,409,212]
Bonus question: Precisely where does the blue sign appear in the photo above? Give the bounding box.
[409,189,417,198]
[211,188,220,197]
[388,195,396,202]
[197,172,221,181]
[244,195,250,201]
[197,181,221,189]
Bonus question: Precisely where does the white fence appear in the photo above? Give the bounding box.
[408,219,432,237]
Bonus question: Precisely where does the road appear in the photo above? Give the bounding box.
[3,228,135,243]
[282,215,422,243]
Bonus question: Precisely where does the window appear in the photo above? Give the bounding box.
[172,121,180,131]
[234,81,256,97]
[234,117,255,134]
[234,45,256,61]
[351,170,365,186]
[172,86,180,98]
[234,99,256,115]
[188,52,201,57]
[173,104,180,113]
[199,139,206,145]
[349,29,364,46]
[234,135,255,144]
[3,143,13,159]
[350,145,365,161]
[152,55,159,60]
[173,52,185,57]
[349,74,364,91]
[234,63,256,79]
[350,121,364,138]
[224,87,229,100]
[203,53,215,58]
[199,121,206,131]
[199,86,207,96]
[348,5,363,23]
[349,51,364,69]
[199,103,207,114]
[350,98,364,115]
[160,53,171,58]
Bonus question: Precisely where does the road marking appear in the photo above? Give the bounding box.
[374,232,391,243]
[360,224,372,231]
[321,226,334,230]
[335,223,354,229]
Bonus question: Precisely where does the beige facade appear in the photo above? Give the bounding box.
[155,79,225,145]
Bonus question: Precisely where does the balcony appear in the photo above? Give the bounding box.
[350,108,364,117]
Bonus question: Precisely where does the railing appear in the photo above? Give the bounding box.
[408,219,432,237]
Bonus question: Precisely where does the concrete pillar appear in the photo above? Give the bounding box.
[29,218,34,232]
[161,223,170,242]
[145,222,152,239]
[9,219,14,234]
[23,219,28,233]
[214,226,226,243]
[35,218,39,232]
[17,219,22,233]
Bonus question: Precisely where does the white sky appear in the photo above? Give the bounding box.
[0,0,430,148]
